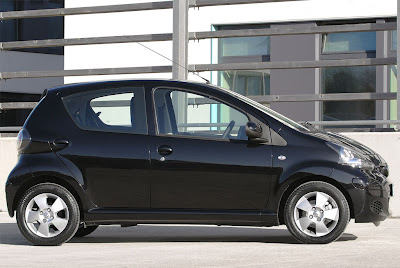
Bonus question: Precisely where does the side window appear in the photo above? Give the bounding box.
[62,87,147,134]
[154,88,248,140]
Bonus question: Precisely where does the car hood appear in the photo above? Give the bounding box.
[307,131,386,167]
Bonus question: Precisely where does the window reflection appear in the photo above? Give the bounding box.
[322,32,376,53]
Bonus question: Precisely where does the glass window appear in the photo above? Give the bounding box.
[219,36,270,57]
[218,70,270,96]
[322,66,376,124]
[154,88,249,141]
[0,0,17,42]
[392,30,397,51]
[0,0,64,54]
[62,87,147,134]
[322,32,376,53]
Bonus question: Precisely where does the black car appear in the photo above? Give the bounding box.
[5,80,393,245]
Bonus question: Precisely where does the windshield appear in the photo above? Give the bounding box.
[209,84,309,132]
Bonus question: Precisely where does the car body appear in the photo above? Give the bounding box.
[5,80,393,245]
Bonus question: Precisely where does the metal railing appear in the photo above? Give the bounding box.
[0,0,398,132]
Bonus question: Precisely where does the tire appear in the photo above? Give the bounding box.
[16,183,80,246]
[284,181,350,244]
[74,225,98,237]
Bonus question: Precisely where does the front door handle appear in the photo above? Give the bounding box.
[53,138,70,149]
[157,145,173,156]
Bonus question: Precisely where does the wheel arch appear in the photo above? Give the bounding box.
[277,175,354,225]
[12,175,85,220]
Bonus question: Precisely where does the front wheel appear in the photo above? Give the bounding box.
[284,181,350,244]
[16,183,80,246]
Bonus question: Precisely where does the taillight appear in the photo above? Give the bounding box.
[17,128,31,152]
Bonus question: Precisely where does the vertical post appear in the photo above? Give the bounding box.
[397,0,400,129]
[172,0,188,80]
[314,33,321,128]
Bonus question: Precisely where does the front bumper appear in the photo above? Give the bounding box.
[353,171,393,223]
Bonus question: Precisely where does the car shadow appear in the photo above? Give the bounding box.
[0,222,357,245]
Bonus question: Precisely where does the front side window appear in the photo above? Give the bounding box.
[322,32,376,53]
[62,87,147,134]
[154,88,249,141]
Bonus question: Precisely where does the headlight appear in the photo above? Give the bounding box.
[339,147,375,170]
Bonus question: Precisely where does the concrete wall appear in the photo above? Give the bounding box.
[0,138,17,212]
[0,133,399,217]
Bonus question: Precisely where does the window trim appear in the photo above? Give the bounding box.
[151,86,252,142]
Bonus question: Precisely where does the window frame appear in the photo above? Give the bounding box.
[62,86,148,135]
[151,86,255,142]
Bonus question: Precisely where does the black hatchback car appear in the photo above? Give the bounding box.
[6,80,393,245]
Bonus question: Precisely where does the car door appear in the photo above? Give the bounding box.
[149,86,274,210]
[51,84,151,209]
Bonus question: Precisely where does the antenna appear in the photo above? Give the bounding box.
[136,42,211,84]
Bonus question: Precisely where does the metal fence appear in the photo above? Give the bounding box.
[0,0,399,132]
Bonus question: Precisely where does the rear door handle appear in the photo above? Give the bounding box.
[53,138,70,148]
[157,145,173,156]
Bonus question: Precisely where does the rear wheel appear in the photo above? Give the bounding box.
[284,181,350,244]
[16,183,80,246]
[74,225,98,237]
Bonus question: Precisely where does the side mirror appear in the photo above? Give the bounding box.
[245,121,262,139]
[245,121,269,143]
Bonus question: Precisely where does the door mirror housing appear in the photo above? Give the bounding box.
[245,121,262,139]
[245,121,269,143]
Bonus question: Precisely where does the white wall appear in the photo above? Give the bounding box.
[0,133,399,217]
[64,0,396,84]
[0,138,17,212]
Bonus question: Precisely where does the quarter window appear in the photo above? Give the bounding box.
[154,88,249,141]
[62,87,147,134]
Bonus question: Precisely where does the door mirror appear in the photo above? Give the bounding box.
[245,121,269,143]
[245,121,262,139]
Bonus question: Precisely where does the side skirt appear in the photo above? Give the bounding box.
[84,208,279,227]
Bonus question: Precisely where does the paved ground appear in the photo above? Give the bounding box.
[0,213,399,268]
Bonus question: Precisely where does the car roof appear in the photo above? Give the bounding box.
[47,79,220,95]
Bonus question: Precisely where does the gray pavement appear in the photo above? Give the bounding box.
[0,212,399,268]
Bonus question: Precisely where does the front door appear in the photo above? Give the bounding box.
[149,87,274,210]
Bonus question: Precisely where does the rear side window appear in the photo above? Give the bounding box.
[62,87,147,135]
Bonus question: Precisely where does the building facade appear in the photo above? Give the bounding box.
[0,0,397,131]
[0,0,64,128]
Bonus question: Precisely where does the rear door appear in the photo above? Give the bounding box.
[51,84,151,209]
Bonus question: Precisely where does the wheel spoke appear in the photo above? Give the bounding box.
[296,217,312,231]
[315,192,329,209]
[324,208,339,222]
[33,194,48,210]
[51,197,66,213]
[26,211,40,223]
[295,196,313,212]
[315,221,329,236]
[37,222,50,237]
[52,217,68,232]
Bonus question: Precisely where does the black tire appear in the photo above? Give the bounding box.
[74,225,98,237]
[16,183,80,246]
[284,181,350,244]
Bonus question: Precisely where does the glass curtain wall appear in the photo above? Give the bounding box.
[216,26,271,97]
[321,31,377,127]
